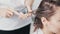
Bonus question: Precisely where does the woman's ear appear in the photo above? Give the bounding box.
[41,17,48,26]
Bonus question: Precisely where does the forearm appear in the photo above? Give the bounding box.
[24,0,34,11]
[24,0,34,7]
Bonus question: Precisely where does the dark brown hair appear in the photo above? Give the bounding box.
[34,0,60,31]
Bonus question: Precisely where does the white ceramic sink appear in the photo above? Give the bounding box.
[0,5,32,31]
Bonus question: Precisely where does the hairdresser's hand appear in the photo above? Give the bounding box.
[0,7,14,18]
[6,8,14,18]
[18,6,32,19]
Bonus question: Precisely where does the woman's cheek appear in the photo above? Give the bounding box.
[48,20,60,33]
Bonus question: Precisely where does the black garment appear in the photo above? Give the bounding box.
[0,24,30,34]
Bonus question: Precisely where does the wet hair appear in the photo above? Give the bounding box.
[34,0,60,31]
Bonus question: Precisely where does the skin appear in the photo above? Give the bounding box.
[0,7,14,18]
[41,6,60,34]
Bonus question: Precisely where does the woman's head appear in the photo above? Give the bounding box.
[34,0,60,33]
